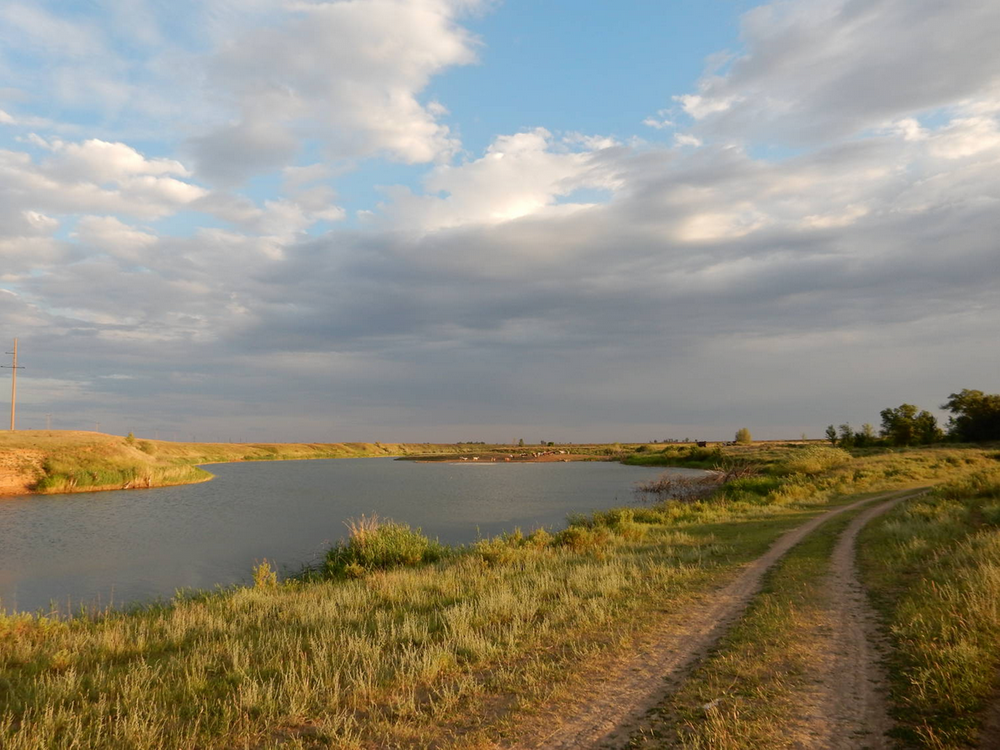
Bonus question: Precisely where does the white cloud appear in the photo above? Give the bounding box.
[642,109,674,130]
[927,116,1000,160]
[190,0,485,183]
[673,133,703,148]
[42,138,191,182]
[72,216,157,261]
[674,93,739,119]
[377,128,621,231]
[0,139,206,222]
[673,0,1000,144]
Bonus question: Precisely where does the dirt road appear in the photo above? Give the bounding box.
[788,492,920,748]
[508,490,918,750]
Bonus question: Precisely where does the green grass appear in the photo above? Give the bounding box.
[858,467,1000,748]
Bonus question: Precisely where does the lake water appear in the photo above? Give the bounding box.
[0,457,698,614]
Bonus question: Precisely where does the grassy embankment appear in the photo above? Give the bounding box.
[1,444,995,748]
[0,431,463,495]
[859,465,1000,748]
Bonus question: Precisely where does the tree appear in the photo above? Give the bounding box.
[942,389,1000,442]
[735,427,752,444]
[855,423,877,448]
[825,425,838,445]
[879,404,941,446]
[838,423,855,449]
[518,438,524,447]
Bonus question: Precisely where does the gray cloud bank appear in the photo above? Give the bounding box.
[1,0,999,441]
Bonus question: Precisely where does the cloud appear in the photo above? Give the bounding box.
[2,0,1000,439]
[188,0,485,184]
[376,128,622,232]
[39,138,191,182]
[71,216,158,262]
[675,0,1000,144]
[673,133,703,148]
[642,110,674,130]
[0,139,206,222]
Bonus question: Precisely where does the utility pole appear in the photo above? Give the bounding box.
[45,413,52,430]
[2,339,23,431]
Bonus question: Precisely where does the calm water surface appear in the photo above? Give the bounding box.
[0,457,699,614]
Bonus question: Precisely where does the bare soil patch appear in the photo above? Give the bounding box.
[504,492,911,750]
[0,447,44,495]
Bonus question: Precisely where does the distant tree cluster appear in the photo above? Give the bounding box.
[825,388,1000,448]
[942,389,1000,442]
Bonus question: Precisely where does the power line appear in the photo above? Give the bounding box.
[1,338,24,431]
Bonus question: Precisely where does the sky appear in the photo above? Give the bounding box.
[1,0,998,443]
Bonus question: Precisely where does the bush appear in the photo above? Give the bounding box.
[252,559,278,588]
[324,514,443,576]
[554,525,612,552]
[735,427,752,444]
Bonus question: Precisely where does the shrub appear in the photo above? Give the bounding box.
[324,514,443,576]
[252,559,278,588]
[554,525,612,552]
[475,537,522,566]
[526,528,553,548]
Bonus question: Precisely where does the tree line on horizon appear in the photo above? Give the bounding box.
[825,388,1000,448]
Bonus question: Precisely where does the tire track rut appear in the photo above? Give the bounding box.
[792,491,923,749]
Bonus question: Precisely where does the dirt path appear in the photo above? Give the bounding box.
[506,490,916,750]
[978,696,1000,749]
[790,491,923,749]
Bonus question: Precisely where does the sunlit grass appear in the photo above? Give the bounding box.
[859,467,1000,747]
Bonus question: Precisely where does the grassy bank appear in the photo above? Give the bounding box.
[2,445,995,748]
[0,431,462,495]
[859,466,1000,747]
